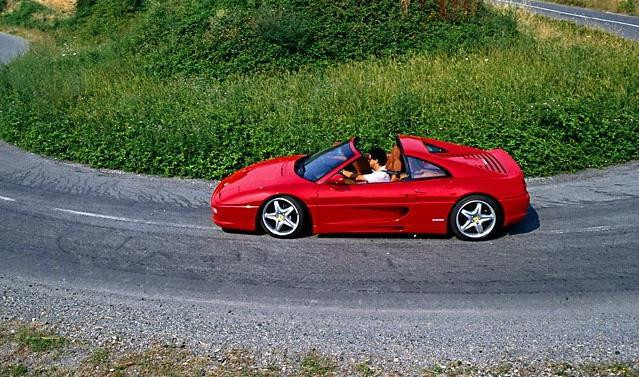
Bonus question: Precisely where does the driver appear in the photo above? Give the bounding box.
[340,147,389,183]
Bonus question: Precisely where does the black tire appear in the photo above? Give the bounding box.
[449,195,502,241]
[259,195,307,239]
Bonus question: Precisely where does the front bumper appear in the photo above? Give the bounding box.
[211,203,260,231]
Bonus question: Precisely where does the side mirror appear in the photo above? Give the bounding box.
[327,173,346,185]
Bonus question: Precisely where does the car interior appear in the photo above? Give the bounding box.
[341,143,409,184]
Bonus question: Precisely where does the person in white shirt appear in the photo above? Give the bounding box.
[340,147,390,183]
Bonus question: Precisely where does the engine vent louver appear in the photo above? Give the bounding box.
[481,153,506,174]
[441,153,506,174]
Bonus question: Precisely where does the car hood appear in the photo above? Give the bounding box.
[216,155,302,195]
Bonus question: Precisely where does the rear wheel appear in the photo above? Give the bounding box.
[260,196,306,239]
[450,195,501,241]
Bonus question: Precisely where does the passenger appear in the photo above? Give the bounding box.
[340,147,390,183]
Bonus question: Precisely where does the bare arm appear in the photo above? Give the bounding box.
[341,170,368,182]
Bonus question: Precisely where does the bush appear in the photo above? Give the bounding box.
[125,0,518,78]
[0,0,57,29]
[618,0,637,13]
[255,6,314,53]
[0,3,637,179]
[68,0,145,37]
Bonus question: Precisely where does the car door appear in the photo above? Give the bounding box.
[401,156,456,233]
[315,180,413,233]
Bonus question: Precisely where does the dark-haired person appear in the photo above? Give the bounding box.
[340,147,389,183]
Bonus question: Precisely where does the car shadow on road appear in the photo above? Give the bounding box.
[317,233,453,240]
[224,206,540,240]
[319,206,541,240]
[505,206,540,236]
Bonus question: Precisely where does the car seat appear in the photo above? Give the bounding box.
[385,146,404,181]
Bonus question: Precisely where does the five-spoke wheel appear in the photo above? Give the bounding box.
[450,195,501,241]
[260,196,306,238]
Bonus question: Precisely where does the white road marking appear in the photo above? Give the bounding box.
[53,208,215,231]
[0,195,16,202]
[494,0,639,28]
[545,225,615,234]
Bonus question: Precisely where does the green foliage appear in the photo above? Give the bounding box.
[618,0,637,13]
[14,326,66,352]
[124,0,518,78]
[0,2,637,180]
[355,360,377,376]
[68,0,145,38]
[0,364,28,377]
[255,6,314,53]
[0,0,57,29]
[299,352,338,377]
[89,347,110,364]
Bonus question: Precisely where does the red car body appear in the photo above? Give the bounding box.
[211,135,529,236]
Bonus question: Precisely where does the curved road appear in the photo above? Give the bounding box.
[494,0,639,40]
[1,14,639,368]
[0,32,28,63]
[1,141,639,365]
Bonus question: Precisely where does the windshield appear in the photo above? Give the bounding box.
[297,141,354,182]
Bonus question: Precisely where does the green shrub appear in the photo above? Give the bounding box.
[68,0,145,38]
[125,0,518,78]
[0,3,637,179]
[618,0,637,13]
[255,6,314,53]
[0,0,57,29]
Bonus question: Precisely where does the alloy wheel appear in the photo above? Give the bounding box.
[261,197,301,237]
[455,199,497,239]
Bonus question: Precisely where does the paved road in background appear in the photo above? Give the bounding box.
[2,8,639,368]
[494,0,639,40]
[0,32,28,64]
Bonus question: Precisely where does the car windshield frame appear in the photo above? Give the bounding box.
[296,140,355,182]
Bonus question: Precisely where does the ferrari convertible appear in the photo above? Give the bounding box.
[211,135,529,240]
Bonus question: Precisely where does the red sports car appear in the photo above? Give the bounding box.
[211,135,529,240]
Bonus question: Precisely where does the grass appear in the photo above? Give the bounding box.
[355,360,377,376]
[540,0,638,15]
[299,352,338,376]
[87,347,109,364]
[0,364,27,377]
[1,320,638,377]
[1,1,638,180]
[13,325,66,352]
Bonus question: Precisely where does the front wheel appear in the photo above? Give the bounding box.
[449,195,502,241]
[260,196,306,239]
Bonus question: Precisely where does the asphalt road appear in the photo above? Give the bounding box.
[1,140,638,365]
[0,32,28,64]
[493,0,639,40]
[1,139,639,304]
[1,9,639,367]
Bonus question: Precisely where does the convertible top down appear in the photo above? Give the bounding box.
[211,135,530,240]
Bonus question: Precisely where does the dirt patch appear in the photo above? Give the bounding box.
[35,0,75,13]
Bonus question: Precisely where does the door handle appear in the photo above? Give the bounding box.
[414,189,427,194]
